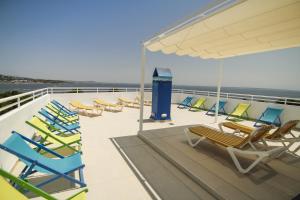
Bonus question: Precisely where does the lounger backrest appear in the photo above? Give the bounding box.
[268,120,300,139]
[249,125,273,143]
[219,100,226,108]
[2,133,42,170]
[262,107,283,121]
[232,103,250,116]
[27,116,62,144]
[192,97,206,107]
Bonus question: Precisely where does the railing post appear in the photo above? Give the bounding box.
[284,98,287,105]
[17,97,20,107]
[113,88,115,94]
[32,92,35,100]
[51,88,53,94]
[126,88,128,93]
[97,88,99,93]
[76,88,79,94]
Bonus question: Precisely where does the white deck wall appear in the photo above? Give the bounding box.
[0,92,299,172]
[0,95,50,171]
[172,93,300,125]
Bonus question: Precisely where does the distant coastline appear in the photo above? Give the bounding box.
[0,74,299,98]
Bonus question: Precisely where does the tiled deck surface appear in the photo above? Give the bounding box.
[28,104,299,199]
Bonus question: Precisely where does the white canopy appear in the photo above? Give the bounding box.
[138,0,300,131]
[145,0,300,59]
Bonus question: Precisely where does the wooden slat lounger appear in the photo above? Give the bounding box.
[184,125,284,173]
[220,120,300,156]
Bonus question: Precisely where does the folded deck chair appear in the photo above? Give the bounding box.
[205,100,227,115]
[117,97,140,108]
[254,107,283,127]
[226,103,250,121]
[94,99,123,112]
[177,96,193,109]
[51,99,78,116]
[184,125,284,173]
[69,100,104,116]
[0,168,88,200]
[46,104,79,123]
[189,97,206,111]
[0,132,86,189]
[39,108,81,134]
[26,116,82,153]
[135,96,152,106]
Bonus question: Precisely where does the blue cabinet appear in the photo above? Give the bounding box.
[150,68,172,120]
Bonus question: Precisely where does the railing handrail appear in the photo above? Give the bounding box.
[0,88,48,104]
[1,87,300,114]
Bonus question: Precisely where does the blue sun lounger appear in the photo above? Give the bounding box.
[51,100,78,116]
[178,96,193,109]
[39,108,80,134]
[206,100,227,116]
[254,107,283,127]
[0,132,86,189]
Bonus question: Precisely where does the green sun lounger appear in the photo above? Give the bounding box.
[189,97,206,111]
[26,116,82,154]
[0,168,88,200]
[0,132,86,189]
[226,103,250,121]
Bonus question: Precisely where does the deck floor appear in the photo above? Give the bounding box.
[138,125,300,200]
[28,104,300,199]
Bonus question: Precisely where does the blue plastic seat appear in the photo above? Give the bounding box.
[178,96,193,109]
[0,132,86,188]
[254,107,283,127]
[39,108,80,134]
[206,100,227,116]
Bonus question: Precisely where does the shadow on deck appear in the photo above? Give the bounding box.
[114,125,300,200]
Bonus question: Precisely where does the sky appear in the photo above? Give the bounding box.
[0,0,299,90]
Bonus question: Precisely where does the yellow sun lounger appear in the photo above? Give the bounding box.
[118,97,140,108]
[189,97,206,111]
[0,168,88,200]
[226,103,250,121]
[184,125,284,173]
[26,116,82,154]
[94,99,123,112]
[135,96,152,106]
[46,103,79,123]
[69,100,104,116]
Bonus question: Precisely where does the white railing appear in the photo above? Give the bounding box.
[0,87,299,115]
[0,88,49,114]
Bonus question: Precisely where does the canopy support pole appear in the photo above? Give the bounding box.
[139,45,146,132]
[214,59,223,123]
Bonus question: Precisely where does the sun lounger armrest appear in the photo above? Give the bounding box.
[12,131,65,158]
[218,122,241,135]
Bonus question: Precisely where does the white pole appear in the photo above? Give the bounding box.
[139,45,146,132]
[214,59,223,123]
